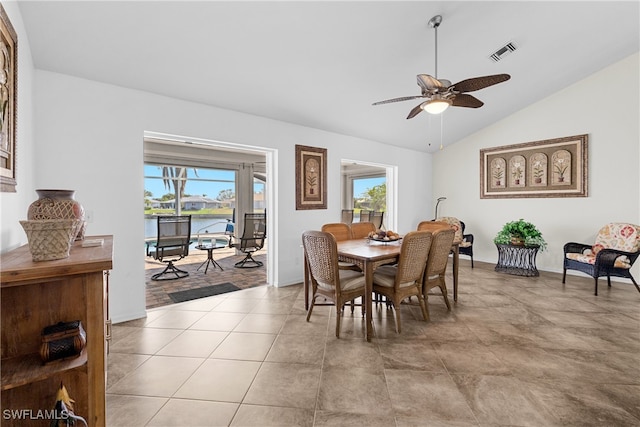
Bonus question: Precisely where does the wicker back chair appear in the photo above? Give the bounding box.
[341,209,354,224]
[563,223,640,295]
[302,230,366,337]
[372,231,432,333]
[417,220,450,233]
[321,223,352,242]
[350,222,376,239]
[422,227,455,320]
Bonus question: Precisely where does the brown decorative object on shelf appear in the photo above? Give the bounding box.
[0,4,17,193]
[19,219,83,261]
[295,144,327,210]
[28,189,87,240]
[40,320,87,364]
[480,134,588,199]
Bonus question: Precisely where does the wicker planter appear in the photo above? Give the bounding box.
[20,219,83,261]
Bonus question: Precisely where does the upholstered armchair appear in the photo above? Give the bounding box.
[562,223,640,295]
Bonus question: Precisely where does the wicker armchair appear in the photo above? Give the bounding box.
[302,230,367,338]
[321,223,360,272]
[562,223,640,295]
[372,231,432,333]
[422,227,455,320]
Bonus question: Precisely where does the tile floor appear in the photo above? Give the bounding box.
[108,260,640,426]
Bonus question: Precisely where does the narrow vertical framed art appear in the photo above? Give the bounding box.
[295,144,327,210]
[0,3,17,193]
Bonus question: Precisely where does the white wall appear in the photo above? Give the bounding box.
[0,2,36,251]
[22,70,431,323]
[432,53,640,282]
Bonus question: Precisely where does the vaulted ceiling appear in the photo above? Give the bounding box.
[19,1,639,153]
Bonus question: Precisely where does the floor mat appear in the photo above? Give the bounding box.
[168,283,240,303]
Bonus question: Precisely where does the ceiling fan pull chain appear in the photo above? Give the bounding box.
[440,114,444,150]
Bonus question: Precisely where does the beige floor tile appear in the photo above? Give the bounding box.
[265,333,325,365]
[317,366,393,415]
[106,394,167,427]
[385,369,476,422]
[243,362,321,409]
[313,410,397,426]
[106,353,150,389]
[230,404,314,426]
[211,297,262,313]
[174,359,261,402]
[233,313,288,334]
[109,327,183,355]
[377,339,447,371]
[189,311,247,331]
[107,355,204,397]
[144,309,208,329]
[146,398,239,427]
[210,332,276,361]
[156,329,229,357]
[279,313,330,335]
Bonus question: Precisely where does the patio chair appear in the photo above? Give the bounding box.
[562,223,640,295]
[229,212,267,268]
[147,215,192,281]
[371,211,384,229]
[303,230,367,338]
[359,210,371,223]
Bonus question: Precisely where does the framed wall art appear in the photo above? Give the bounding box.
[295,144,327,210]
[0,4,17,193]
[480,134,588,199]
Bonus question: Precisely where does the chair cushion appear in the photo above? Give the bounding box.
[459,240,472,248]
[339,270,366,291]
[565,252,631,269]
[593,223,640,254]
[436,217,463,244]
[373,265,416,288]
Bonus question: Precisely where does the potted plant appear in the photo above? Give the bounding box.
[494,219,547,251]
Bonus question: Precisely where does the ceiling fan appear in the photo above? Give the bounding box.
[372,15,511,118]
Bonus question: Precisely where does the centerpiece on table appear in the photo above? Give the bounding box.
[493,219,547,251]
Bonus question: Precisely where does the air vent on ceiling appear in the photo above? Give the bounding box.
[489,42,517,62]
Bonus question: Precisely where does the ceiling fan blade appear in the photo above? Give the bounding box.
[452,94,484,108]
[452,74,511,93]
[417,74,444,91]
[372,95,427,106]
[406,102,426,119]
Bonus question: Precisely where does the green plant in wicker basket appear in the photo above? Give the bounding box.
[494,219,547,251]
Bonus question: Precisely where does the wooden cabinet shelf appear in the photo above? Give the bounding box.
[1,235,113,427]
[1,349,88,391]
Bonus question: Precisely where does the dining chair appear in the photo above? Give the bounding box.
[371,211,384,229]
[372,230,432,333]
[341,209,354,224]
[350,221,376,239]
[302,230,367,338]
[422,227,455,320]
[459,221,474,268]
[321,223,361,271]
[359,210,371,223]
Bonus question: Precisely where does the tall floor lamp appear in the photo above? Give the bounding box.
[434,197,446,219]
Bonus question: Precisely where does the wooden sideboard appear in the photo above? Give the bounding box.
[1,235,113,427]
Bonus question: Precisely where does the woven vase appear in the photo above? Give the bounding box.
[20,219,83,261]
[27,189,86,240]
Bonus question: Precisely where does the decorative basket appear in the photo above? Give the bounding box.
[19,219,83,261]
[40,320,87,364]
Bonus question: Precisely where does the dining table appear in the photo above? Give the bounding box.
[303,238,402,342]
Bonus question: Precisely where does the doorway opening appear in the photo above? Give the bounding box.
[143,132,275,309]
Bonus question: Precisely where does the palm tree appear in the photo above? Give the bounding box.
[161,166,197,215]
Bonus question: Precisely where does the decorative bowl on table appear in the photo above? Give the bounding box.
[368,229,401,243]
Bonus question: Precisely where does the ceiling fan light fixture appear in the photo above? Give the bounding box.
[422,98,452,114]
